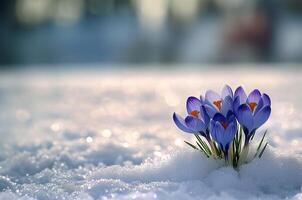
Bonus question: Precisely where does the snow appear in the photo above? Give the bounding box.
[0,67,302,200]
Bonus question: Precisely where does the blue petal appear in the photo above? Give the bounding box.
[200,95,205,104]
[214,121,225,146]
[223,122,237,146]
[204,104,218,118]
[262,93,271,106]
[226,112,236,124]
[253,106,271,129]
[224,95,234,105]
[200,105,210,126]
[233,96,241,112]
[185,116,206,133]
[210,120,223,144]
[221,96,233,117]
[211,114,236,148]
[234,86,247,104]
[205,90,221,104]
[254,98,263,115]
[186,96,202,114]
[248,89,261,103]
[221,85,233,99]
[212,113,226,123]
[209,119,217,140]
[173,113,194,133]
[236,104,254,132]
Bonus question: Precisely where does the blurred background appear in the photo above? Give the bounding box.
[0,0,302,68]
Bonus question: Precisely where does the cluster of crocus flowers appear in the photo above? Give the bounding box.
[173,85,271,168]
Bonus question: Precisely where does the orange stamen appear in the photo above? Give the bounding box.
[221,122,228,129]
[190,110,199,117]
[213,100,222,110]
[248,102,257,112]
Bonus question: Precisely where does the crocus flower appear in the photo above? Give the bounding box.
[173,96,210,137]
[203,85,234,118]
[210,112,237,160]
[233,86,271,141]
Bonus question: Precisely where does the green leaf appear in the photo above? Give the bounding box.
[195,141,210,157]
[238,128,242,148]
[211,141,221,158]
[254,130,267,158]
[195,134,212,156]
[250,133,255,140]
[257,130,267,151]
[215,142,222,158]
[184,141,198,150]
[184,140,209,157]
[232,140,236,167]
[258,142,268,158]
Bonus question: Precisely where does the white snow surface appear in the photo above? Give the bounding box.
[0,67,302,200]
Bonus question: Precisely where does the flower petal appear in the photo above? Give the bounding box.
[210,119,217,140]
[185,116,206,133]
[221,96,233,117]
[248,89,261,103]
[212,112,226,123]
[200,95,205,104]
[204,104,218,118]
[254,98,263,115]
[200,105,210,126]
[234,86,247,104]
[173,113,194,133]
[226,112,236,124]
[253,106,271,129]
[210,120,224,144]
[214,121,225,146]
[221,85,233,99]
[262,93,271,106]
[224,122,237,146]
[236,104,254,132]
[186,96,202,114]
[233,96,241,112]
[205,90,221,105]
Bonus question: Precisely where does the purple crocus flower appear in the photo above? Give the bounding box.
[210,112,237,160]
[203,85,234,118]
[233,86,271,141]
[173,96,210,137]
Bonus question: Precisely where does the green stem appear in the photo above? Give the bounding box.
[205,137,216,157]
[239,139,250,165]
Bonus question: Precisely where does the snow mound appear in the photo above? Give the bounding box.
[2,145,302,199]
[89,148,302,200]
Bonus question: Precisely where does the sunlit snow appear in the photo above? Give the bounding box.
[0,67,301,200]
